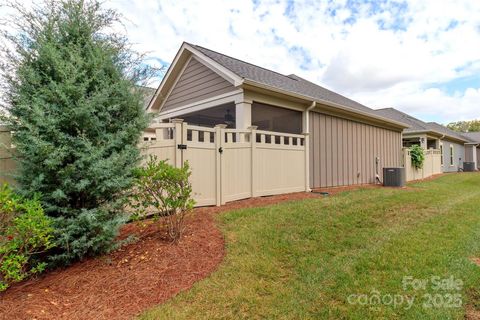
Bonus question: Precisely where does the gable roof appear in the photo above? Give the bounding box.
[374,108,469,143]
[190,44,378,117]
[373,108,431,133]
[457,131,480,143]
[148,42,408,129]
[424,122,471,143]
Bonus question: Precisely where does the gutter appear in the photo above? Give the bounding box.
[242,79,409,130]
[406,130,468,144]
[307,101,316,111]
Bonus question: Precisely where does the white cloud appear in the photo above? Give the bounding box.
[2,0,480,123]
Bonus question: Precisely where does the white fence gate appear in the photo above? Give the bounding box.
[141,120,308,207]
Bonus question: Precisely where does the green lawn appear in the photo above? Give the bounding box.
[140,173,480,319]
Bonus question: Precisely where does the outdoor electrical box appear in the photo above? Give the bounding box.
[383,167,406,187]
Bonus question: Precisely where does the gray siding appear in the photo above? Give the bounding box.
[309,112,402,188]
[163,57,235,112]
[440,140,464,172]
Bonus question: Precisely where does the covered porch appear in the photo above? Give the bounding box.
[402,133,440,149]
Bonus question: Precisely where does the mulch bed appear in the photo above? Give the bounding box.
[0,179,440,320]
[0,191,318,320]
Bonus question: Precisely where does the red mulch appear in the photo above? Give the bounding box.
[0,191,318,320]
[0,177,447,320]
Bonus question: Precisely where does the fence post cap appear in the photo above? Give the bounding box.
[247,126,258,130]
[214,124,228,128]
[171,118,184,124]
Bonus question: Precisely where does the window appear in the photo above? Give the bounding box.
[450,145,454,166]
[440,144,443,165]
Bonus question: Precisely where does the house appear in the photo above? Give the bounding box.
[462,132,480,170]
[374,108,470,173]
[144,42,408,204]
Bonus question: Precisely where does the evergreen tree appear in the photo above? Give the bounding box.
[0,0,152,265]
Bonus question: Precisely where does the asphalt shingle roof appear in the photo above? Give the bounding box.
[425,121,470,143]
[190,44,384,119]
[374,108,469,142]
[457,131,480,143]
[373,108,430,133]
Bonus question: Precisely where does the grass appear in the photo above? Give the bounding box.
[140,173,480,319]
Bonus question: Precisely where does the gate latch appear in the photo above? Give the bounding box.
[218,147,223,154]
[177,144,187,150]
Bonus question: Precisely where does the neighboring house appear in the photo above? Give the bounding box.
[146,42,408,189]
[374,108,469,173]
[462,132,480,170]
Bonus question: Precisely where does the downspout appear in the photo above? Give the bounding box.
[307,101,317,110]
[304,101,316,192]
[304,101,317,134]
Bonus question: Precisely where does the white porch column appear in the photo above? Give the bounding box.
[419,134,427,149]
[473,146,478,170]
[235,100,252,129]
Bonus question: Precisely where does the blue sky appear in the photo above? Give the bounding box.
[2,0,480,124]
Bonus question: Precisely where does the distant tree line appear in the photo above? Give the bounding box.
[446,120,480,132]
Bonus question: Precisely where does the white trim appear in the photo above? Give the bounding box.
[155,90,243,120]
[242,79,408,129]
[185,44,243,86]
[245,90,306,112]
[147,45,190,111]
[148,42,244,113]
[449,144,454,166]
[439,142,444,166]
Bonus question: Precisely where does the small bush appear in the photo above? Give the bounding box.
[130,156,195,242]
[0,185,53,291]
[48,208,126,266]
[410,144,425,169]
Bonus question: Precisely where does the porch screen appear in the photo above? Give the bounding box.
[252,102,302,134]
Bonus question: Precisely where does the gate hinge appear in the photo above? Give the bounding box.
[177,144,187,150]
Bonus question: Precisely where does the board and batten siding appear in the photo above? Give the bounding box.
[309,111,402,188]
[162,57,236,112]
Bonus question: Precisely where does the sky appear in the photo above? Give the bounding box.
[2,0,480,124]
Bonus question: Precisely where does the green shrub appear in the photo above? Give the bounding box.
[130,156,195,242]
[47,208,126,265]
[1,0,154,266]
[0,185,53,291]
[410,144,425,169]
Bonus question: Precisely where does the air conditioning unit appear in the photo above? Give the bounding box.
[383,167,406,187]
[463,162,476,172]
